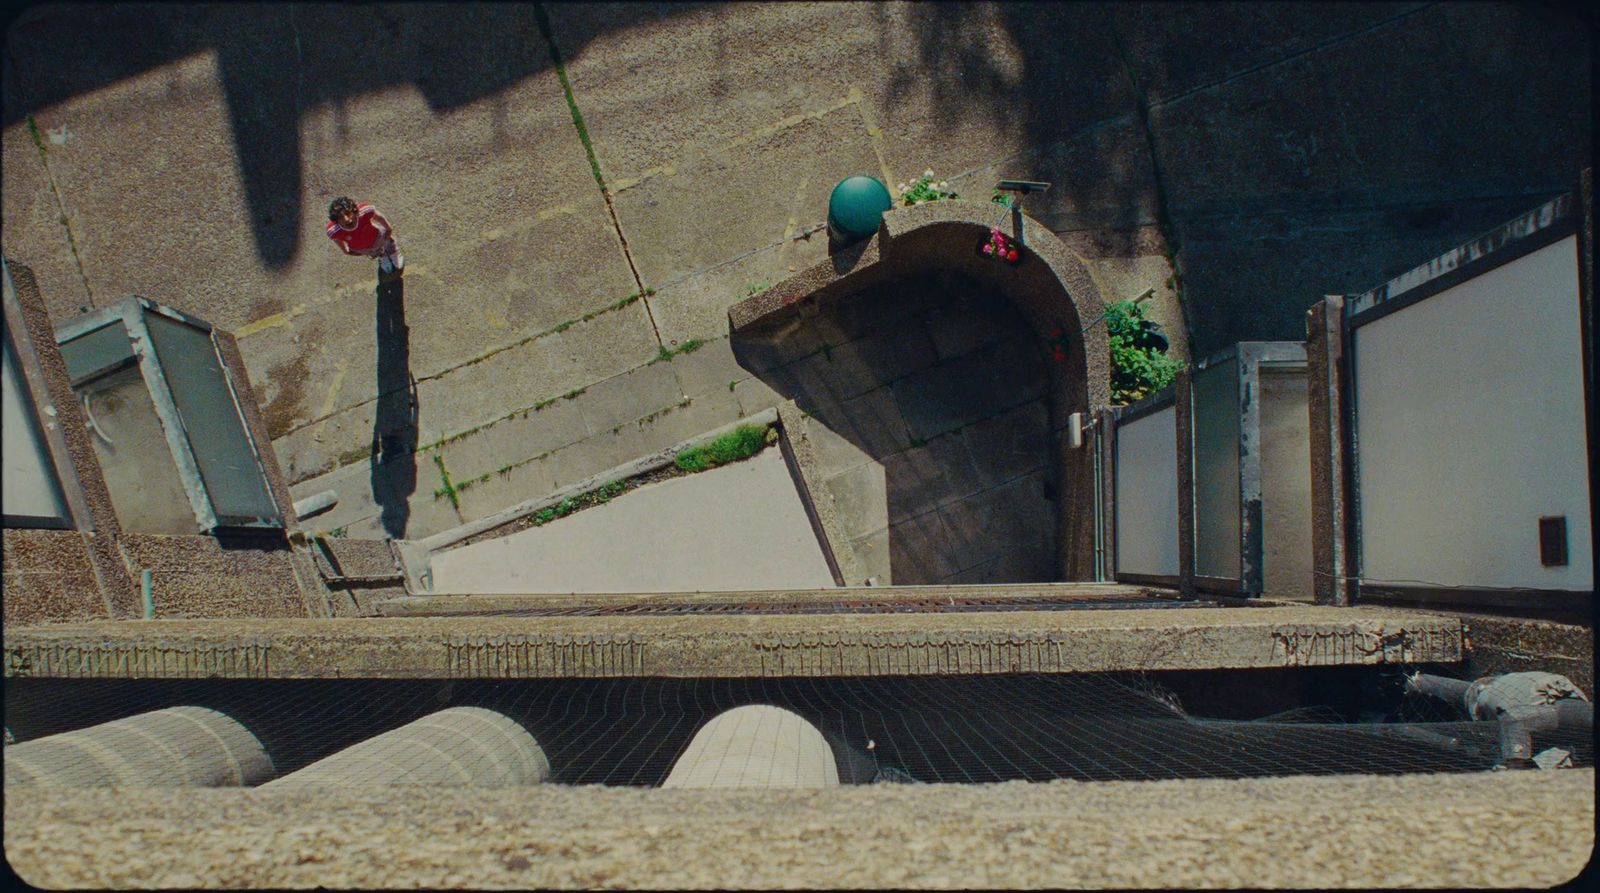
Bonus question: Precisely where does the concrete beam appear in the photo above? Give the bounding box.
[4,706,273,788]
[662,705,838,789]
[2,604,1462,680]
[261,707,547,789]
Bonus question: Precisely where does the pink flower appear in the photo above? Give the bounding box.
[982,243,993,255]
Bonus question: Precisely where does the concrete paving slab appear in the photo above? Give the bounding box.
[802,412,873,481]
[959,400,1052,492]
[938,474,1056,576]
[575,362,686,435]
[646,240,824,350]
[664,336,746,399]
[453,460,557,527]
[893,336,1048,443]
[822,461,888,543]
[803,386,915,461]
[1,604,1465,679]
[731,375,786,418]
[609,106,883,287]
[888,509,966,584]
[882,434,987,526]
[476,397,593,473]
[847,526,892,586]
[429,447,833,594]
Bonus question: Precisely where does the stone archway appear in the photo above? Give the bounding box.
[729,202,1110,583]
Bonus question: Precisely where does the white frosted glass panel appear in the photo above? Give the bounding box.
[1193,359,1240,579]
[2,331,70,526]
[1354,235,1590,589]
[1115,406,1179,577]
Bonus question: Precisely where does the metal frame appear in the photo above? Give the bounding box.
[1187,342,1307,597]
[2,259,89,529]
[1341,189,1593,616]
[54,296,283,532]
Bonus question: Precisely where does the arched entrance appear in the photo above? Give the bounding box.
[729,202,1110,583]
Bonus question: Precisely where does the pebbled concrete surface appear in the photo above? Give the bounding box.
[2,605,1463,679]
[4,769,1591,888]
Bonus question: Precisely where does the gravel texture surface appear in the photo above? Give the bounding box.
[5,769,1591,888]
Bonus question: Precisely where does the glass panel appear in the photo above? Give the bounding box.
[2,329,71,527]
[1192,359,1241,579]
[58,321,134,384]
[143,311,280,526]
[74,364,196,534]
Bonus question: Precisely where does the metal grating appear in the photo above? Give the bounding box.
[418,593,1217,617]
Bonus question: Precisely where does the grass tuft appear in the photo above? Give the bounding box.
[674,424,772,472]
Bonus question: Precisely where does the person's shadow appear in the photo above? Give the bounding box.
[371,275,417,539]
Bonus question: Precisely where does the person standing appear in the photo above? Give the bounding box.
[325,196,404,274]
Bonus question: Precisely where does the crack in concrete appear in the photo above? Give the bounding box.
[531,3,659,348]
[24,114,95,307]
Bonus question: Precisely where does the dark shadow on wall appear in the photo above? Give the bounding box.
[884,2,1592,355]
[1,2,705,269]
[371,276,416,539]
[732,271,1058,586]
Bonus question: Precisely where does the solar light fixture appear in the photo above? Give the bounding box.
[996,179,1051,194]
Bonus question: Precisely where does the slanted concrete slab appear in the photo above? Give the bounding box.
[429,447,833,594]
[1,604,1464,679]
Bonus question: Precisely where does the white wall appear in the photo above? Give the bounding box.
[1115,406,1179,577]
[1354,235,1591,590]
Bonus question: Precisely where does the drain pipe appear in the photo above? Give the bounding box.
[1406,671,1592,766]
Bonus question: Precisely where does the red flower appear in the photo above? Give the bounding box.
[1052,345,1066,362]
[1007,249,1019,262]
[1051,327,1064,339]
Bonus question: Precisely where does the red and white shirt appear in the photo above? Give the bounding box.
[325,203,389,253]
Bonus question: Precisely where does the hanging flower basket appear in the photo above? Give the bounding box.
[978,227,1023,265]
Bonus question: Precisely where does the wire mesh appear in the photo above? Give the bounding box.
[3,670,1590,789]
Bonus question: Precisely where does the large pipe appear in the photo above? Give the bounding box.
[260,707,548,789]
[663,704,839,788]
[4,706,273,788]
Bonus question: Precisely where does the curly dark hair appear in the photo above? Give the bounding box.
[328,196,358,222]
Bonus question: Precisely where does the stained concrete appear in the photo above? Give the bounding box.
[5,770,1591,888]
[2,605,1463,680]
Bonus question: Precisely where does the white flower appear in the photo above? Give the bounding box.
[924,168,935,178]
[937,181,949,191]
[897,183,906,192]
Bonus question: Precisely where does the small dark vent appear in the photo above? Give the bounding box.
[1538,516,1568,567]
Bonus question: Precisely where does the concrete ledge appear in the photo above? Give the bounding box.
[6,772,1590,889]
[2,605,1462,679]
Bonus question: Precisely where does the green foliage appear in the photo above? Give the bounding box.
[1105,300,1183,405]
[431,453,460,510]
[744,282,771,297]
[897,170,957,206]
[674,424,772,472]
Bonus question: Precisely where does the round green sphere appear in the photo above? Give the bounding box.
[827,176,893,241]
